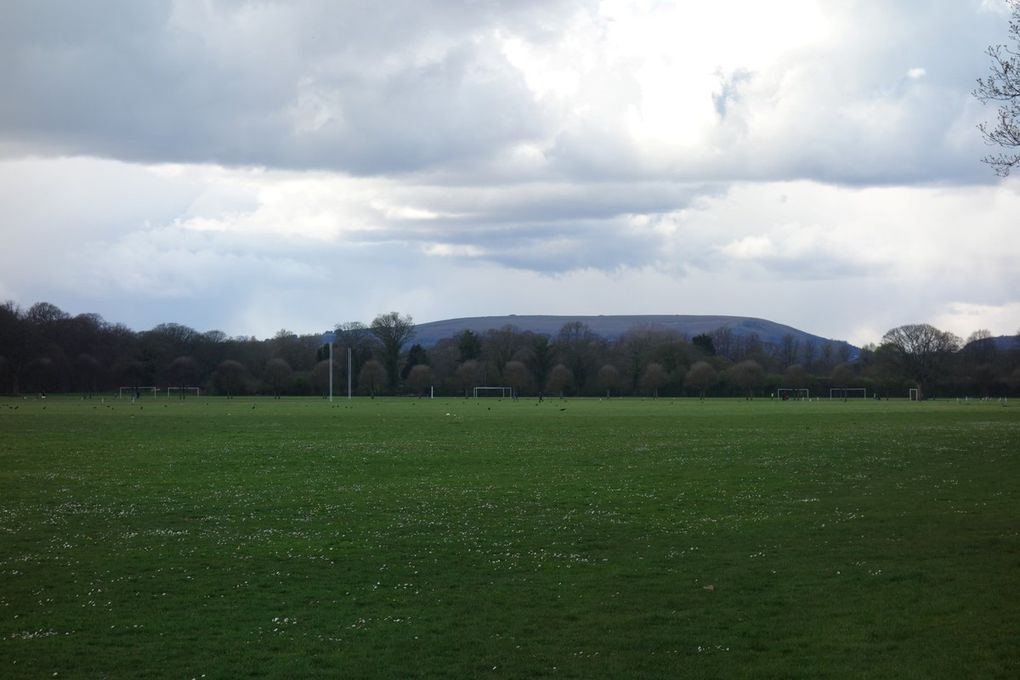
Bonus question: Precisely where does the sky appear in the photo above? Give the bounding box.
[1,0,1019,346]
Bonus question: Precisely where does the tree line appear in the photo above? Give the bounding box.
[1,301,1018,399]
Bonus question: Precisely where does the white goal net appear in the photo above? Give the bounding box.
[777,388,810,400]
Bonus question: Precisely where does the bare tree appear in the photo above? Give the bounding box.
[831,362,856,389]
[975,0,1020,175]
[503,360,533,397]
[484,326,525,378]
[333,321,372,380]
[212,359,248,398]
[881,324,961,399]
[784,364,808,390]
[597,364,620,398]
[556,322,599,392]
[311,359,337,397]
[265,329,318,373]
[264,358,292,398]
[24,357,55,394]
[358,360,387,398]
[370,312,415,392]
[964,329,999,366]
[0,301,31,393]
[455,359,484,397]
[75,353,100,397]
[545,363,574,397]
[685,361,717,400]
[406,364,433,396]
[1008,366,1020,393]
[639,362,668,398]
[779,334,800,369]
[966,329,993,345]
[728,360,765,400]
[401,343,429,381]
[969,362,998,398]
[801,341,817,371]
[709,327,735,359]
[26,301,69,325]
[168,356,197,398]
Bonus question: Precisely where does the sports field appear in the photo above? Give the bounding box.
[1,396,1017,678]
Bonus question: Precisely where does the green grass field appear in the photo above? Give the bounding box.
[1,396,1018,678]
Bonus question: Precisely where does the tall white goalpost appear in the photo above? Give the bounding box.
[320,331,353,401]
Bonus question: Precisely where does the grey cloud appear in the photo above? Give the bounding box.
[0,0,564,173]
[1,0,1008,186]
[713,69,752,119]
[327,179,718,273]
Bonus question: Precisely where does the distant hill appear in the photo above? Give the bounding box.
[963,335,1020,353]
[413,314,855,355]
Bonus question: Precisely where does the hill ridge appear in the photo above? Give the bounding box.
[412,314,854,354]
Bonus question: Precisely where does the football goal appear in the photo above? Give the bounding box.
[777,388,810,401]
[830,387,867,400]
[473,386,512,398]
[119,386,159,399]
[167,386,201,399]
[909,388,920,401]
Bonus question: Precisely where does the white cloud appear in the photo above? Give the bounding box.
[423,243,487,258]
[722,236,777,260]
[934,302,1020,339]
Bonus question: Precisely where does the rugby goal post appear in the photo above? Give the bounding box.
[167,386,201,399]
[830,387,867,400]
[119,386,159,399]
[473,386,512,398]
[777,388,810,400]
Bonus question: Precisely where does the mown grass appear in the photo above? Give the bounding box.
[0,395,1018,678]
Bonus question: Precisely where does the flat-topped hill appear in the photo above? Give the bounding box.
[413,314,851,352]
